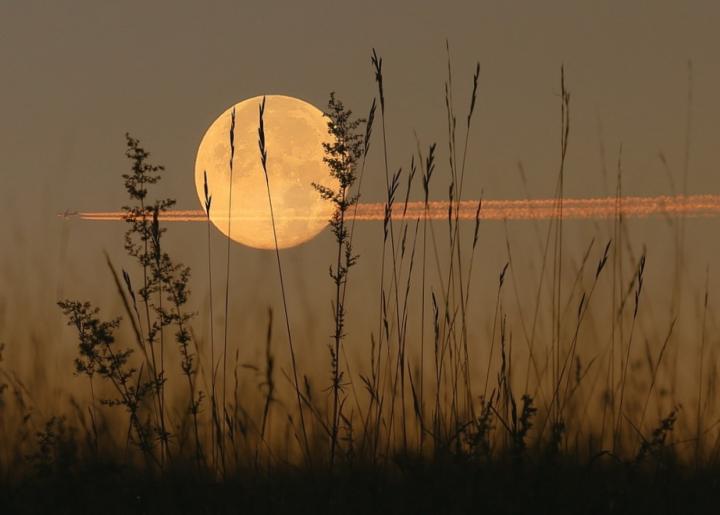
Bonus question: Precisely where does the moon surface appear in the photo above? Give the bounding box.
[194,95,336,249]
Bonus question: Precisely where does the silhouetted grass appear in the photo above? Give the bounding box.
[0,47,716,514]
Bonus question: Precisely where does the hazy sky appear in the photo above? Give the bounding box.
[3,1,719,209]
[1,1,719,376]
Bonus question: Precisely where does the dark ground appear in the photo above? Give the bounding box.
[3,456,720,514]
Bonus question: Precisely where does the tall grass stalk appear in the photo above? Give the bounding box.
[419,142,436,450]
[551,66,570,427]
[221,107,236,472]
[258,97,310,461]
[696,268,710,464]
[371,49,407,451]
[614,252,646,450]
[202,171,220,470]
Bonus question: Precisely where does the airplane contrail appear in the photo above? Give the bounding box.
[63,194,720,222]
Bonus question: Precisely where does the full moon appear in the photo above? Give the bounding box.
[194,95,335,249]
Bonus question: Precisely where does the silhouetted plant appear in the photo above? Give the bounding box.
[123,134,202,464]
[313,92,366,468]
[510,394,537,462]
[26,416,76,476]
[151,207,203,464]
[57,300,157,463]
[635,406,680,464]
[463,394,495,461]
[122,134,175,460]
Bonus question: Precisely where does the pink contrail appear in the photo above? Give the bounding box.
[67,194,720,222]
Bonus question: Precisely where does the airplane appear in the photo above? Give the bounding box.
[57,209,78,219]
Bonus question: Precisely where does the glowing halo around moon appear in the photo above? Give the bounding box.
[194,95,336,250]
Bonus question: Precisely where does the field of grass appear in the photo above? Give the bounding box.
[1,51,719,513]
